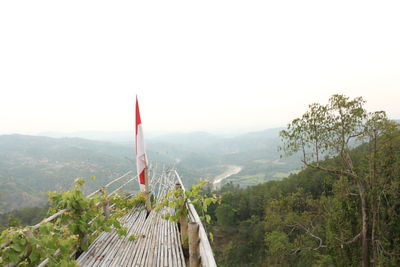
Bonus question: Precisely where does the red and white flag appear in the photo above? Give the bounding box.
[135,96,148,192]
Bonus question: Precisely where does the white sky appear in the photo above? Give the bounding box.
[1,0,399,135]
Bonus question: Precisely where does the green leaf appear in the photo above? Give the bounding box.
[208,232,214,242]
[117,228,127,236]
[205,214,211,224]
[11,242,24,253]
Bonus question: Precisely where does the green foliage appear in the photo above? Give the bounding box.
[8,216,21,227]
[265,231,291,256]
[279,94,399,266]
[215,204,236,227]
[128,235,137,241]
[48,178,129,251]
[155,180,218,224]
[0,223,79,266]
[0,178,144,266]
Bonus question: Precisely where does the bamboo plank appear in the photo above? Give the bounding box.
[115,210,148,266]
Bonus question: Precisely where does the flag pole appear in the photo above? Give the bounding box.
[135,96,151,212]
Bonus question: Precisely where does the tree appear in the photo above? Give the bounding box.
[7,215,20,227]
[280,94,397,267]
[215,204,236,227]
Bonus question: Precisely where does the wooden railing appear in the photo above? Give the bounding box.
[174,170,217,267]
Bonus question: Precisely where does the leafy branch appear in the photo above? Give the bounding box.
[155,180,218,224]
[0,178,145,266]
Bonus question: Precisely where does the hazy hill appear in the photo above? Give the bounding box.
[39,130,179,144]
[0,135,138,213]
[148,128,300,187]
[0,129,301,213]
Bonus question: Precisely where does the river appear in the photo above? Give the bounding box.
[212,165,242,190]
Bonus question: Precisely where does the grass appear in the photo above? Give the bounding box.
[222,170,300,188]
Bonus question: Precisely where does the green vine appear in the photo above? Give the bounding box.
[0,178,145,267]
[155,180,219,228]
[1,224,78,267]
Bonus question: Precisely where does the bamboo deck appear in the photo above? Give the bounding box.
[77,205,186,267]
[76,169,217,267]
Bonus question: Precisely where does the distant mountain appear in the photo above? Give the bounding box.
[39,131,134,143]
[0,128,301,213]
[148,128,283,154]
[151,131,222,146]
[38,131,169,144]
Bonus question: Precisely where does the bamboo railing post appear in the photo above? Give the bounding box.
[144,167,152,212]
[188,222,200,267]
[80,233,89,252]
[175,183,188,250]
[101,188,110,220]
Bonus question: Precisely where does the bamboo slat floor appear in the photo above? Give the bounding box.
[77,204,186,267]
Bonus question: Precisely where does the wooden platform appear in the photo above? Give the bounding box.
[76,170,217,267]
[77,205,186,267]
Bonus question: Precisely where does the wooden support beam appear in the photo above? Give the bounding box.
[188,222,200,267]
[144,167,152,212]
[180,216,188,253]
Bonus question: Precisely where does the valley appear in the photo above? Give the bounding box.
[0,128,301,213]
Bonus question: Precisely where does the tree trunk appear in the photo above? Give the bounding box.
[371,208,377,267]
[358,182,370,267]
[370,135,378,266]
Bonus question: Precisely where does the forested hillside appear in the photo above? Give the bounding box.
[210,96,400,266]
[0,135,138,213]
[211,129,399,266]
[42,129,301,187]
[0,206,48,232]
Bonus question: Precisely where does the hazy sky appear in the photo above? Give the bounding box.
[1,1,399,135]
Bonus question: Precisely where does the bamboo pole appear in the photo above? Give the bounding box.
[180,216,189,258]
[175,183,188,251]
[144,167,152,212]
[101,188,110,220]
[188,222,200,267]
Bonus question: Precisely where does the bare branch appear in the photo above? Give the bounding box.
[344,232,361,245]
[335,232,361,248]
[295,222,326,250]
[301,159,357,179]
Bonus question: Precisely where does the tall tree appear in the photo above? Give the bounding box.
[280,94,396,267]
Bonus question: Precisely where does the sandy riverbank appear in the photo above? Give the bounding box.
[213,165,242,190]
